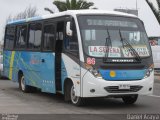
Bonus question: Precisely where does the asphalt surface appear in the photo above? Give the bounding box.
[0,77,160,120]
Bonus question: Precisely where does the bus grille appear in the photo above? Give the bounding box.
[104,85,143,93]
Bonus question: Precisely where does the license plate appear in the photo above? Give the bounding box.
[119,84,130,89]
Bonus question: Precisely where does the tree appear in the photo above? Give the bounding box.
[45,0,96,13]
[7,6,39,23]
[3,6,39,43]
[146,0,160,24]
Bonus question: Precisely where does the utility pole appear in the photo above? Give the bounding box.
[136,0,138,10]
[136,0,138,16]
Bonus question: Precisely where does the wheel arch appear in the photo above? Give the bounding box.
[63,78,73,91]
[18,70,23,82]
[63,78,73,101]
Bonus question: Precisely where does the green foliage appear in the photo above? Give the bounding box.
[45,0,96,13]
[146,0,160,24]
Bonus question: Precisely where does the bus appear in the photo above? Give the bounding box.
[3,10,154,106]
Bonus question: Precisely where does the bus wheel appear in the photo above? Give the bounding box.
[122,95,138,104]
[69,83,85,106]
[19,74,33,93]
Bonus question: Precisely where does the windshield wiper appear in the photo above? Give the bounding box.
[119,29,141,62]
[103,29,112,63]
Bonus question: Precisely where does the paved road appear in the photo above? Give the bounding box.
[0,78,160,119]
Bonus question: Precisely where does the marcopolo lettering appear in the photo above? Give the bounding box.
[112,59,134,62]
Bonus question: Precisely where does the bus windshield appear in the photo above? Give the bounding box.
[78,15,151,59]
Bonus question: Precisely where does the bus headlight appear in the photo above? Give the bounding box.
[85,64,102,78]
[144,64,154,79]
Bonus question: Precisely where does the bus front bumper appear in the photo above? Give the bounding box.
[82,71,154,97]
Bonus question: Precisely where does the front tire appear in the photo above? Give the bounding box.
[65,81,85,106]
[122,95,138,104]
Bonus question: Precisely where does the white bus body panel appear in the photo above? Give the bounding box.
[61,53,81,96]
[81,68,154,97]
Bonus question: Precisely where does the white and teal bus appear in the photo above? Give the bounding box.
[3,10,154,106]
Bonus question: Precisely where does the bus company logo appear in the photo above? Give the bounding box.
[30,59,41,64]
[112,59,134,62]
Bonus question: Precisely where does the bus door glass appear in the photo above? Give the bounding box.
[41,22,56,93]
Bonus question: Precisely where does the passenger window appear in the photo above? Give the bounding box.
[28,23,42,50]
[4,26,15,50]
[16,25,27,48]
[43,24,55,51]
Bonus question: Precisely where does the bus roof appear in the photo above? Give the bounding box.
[7,10,138,25]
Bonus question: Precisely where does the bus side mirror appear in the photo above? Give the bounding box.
[66,22,73,36]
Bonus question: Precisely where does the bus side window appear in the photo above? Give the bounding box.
[56,22,64,41]
[28,23,42,50]
[15,25,27,49]
[4,26,15,50]
[64,21,79,56]
[43,24,55,51]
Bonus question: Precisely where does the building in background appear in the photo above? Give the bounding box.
[114,8,138,16]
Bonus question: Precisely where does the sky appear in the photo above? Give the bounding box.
[0,0,160,43]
